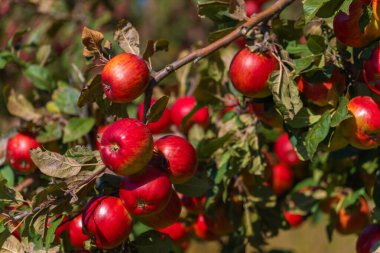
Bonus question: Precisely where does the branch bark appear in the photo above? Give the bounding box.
[142,0,296,121]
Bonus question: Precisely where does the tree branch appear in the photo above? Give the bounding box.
[142,0,296,120]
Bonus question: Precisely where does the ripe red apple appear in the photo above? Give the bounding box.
[6,133,40,173]
[171,96,209,130]
[297,68,346,107]
[101,53,150,103]
[158,222,192,244]
[119,161,172,217]
[137,99,172,134]
[283,209,304,228]
[274,133,301,166]
[68,214,89,249]
[154,135,197,184]
[82,196,133,249]
[193,214,218,241]
[99,118,153,176]
[270,163,294,196]
[356,224,380,253]
[96,125,109,150]
[181,195,206,214]
[250,101,283,128]
[363,44,380,95]
[229,48,278,98]
[336,197,370,235]
[139,191,181,229]
[333,0,377,48]
[246,0,262,17]
[341,96,380,149]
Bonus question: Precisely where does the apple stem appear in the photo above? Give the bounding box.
[141,0,296,122]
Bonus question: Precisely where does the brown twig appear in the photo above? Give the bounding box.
[142,0,296,120]
[14,178,34,192]
[12,166,107,221]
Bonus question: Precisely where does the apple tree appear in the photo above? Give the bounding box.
[0,0,380,252]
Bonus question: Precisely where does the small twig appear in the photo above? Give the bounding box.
[15,178,34,192]
[12,167,106,221]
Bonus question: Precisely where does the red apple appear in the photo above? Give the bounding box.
[83,196,133,249]
[6,133,40,173]
[193,214,218,241]
[336,197,370,235]
[363,44,380,95]
[137,99,172,134]
[297,68,346,107]
[99,118,153,176]
[229,48,278,98]
[333,0,376,48]
[283,209,304,228]
[96,125,109,150]
[356,224,380,253]
[341,96,380,149]
[119,161,172,217]
[101,53,150,103]
[274,133,300,166]
[139,191,181,229]
[154,135,197,184]
[170,96,209,130]
[270,163,294,196]
[158,222,192,244]
[246,0,262,17]
[68,214,89,249]
[181,195,206,214]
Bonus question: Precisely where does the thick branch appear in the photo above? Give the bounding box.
[142,0,295,120]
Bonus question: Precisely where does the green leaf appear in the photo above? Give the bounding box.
[303,0,330,23]
[331,96,350,127]
[65,146,97,164]
[305,111,331,159]
[286,41,311,55]
[146,96,169,123]
[315,0,345,18]
[78,75,103,107]
[197,132,234,159]
[36,44,51,66]
[194,77,219,105]
[0,165,15,188]
[133,230,174,253]
[52,87,80,115]
[174,176,209,197]
[307,35,326,55]
[287,107,321,128]
[269,69,303,122]
[30,148,82,178]
[294,55,315,73]
[63,117,95,143]
[45,215,65,251]
[36,123,62,143]
[24,64,53,91]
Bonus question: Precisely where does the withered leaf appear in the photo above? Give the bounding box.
[113,19,140,56]
[81,26,104,58]
[6,89,41,121]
